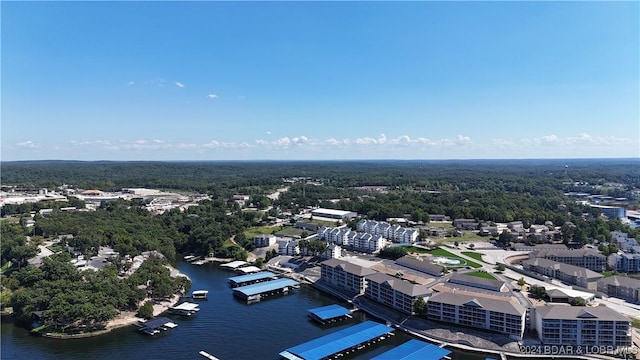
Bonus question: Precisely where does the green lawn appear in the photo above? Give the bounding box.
[631,318,640,329]
[243,225,280,239]
[404,246,432,254]
[461,251,486,263]
[428,248,482,268]
[464,271,497,280]
[275,227,306,237]
[601,271,617,278]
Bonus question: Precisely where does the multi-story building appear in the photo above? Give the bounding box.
[322,243,342,260]
[534,305,631,347]
[611,231,638,252]
[531,249,607,272]
[427,292,526,340]
[395,256,444,277]
[254,234,277,248]
[522,258,603,290]
[277,238,300,256]
[311,208,358,220]
[348,232,385,253]
[356,219,418,244]
[320,258,376,294]
[589,205,627,220]
[597,276,640,304]
[364,272,431,314]
[611,253,640,273]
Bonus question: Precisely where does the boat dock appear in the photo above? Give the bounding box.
[279,320,394,360]
[370,339,451,360]
[198,351,220,360]
[220,260,248,270]
[233,278,299,302]
[235,265,261,274]
[169,301,200,315]
[192,290,209,299]
[137,317,178,336]
[228,271,278,288]
[307,304,352,324]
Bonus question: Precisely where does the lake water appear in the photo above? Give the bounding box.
[1,261,490,360]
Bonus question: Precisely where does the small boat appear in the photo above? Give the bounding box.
[192,290,209,300]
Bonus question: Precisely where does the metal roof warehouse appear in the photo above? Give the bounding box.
[279,321,394,360]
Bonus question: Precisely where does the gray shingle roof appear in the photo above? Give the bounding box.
[535,305,629,322]
[365,272,431,297]
[449,273,506,291]
[321,258,377,277]
[522,258,603,280]
[395,256,444,275]
[597,275,640,289]
[428,292,526,316]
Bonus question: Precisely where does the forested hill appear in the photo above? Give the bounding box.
[2,158,639,192]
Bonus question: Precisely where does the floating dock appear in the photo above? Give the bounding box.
[169,301,200,315]
[233,278,299,302]
[198,351,220,359]
[235,265,262,274]
[138,317,178,335]
[307,304,352,324]
[279,320,394,360]
[370,339,451,360]
[228,271,278,288]
[220,260,248,270]
[192,290,209,299]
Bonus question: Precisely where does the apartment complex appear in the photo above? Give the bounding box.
[364,272,431,314]
[597,276,640,304]
[320,258,376,294]
[530,249,607,272]
[522,258,603,290]
[427,292,526,340]
[611,253,640,273]
[317,227,386,253]
[254,234,277,247]
[534,305,631,347]
[356,219,419,244]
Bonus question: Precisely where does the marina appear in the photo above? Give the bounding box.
[219,260,248,270]
[137,317,178,336]
[279,320,395,360]
[370,339,452,360]
[228,271,278,288]
[307,304,352,324]
[232,278,300,302]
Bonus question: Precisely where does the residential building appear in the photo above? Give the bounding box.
[254,234,277,248]
[426,292,526,340]
[322,244,342,260]
[597,276,640,304]
[531,249,607,272]
[348,232,385,253]
[448,273,507,292]
[320,258,377,294]
[522,258,603,290]
[364,272,431,314]
[357,219,418,243]
[395,256,444,277]
[611,231,638,252]
[611,253,640,273]
[453,219,478,230]
[278,238,300,256]
[429,214,450,222]
[534,305,631,347]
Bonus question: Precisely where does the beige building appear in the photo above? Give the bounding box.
[597,276,640,304]
[364,272,431,314]
[522,258,603,290]
[320,258,376,294]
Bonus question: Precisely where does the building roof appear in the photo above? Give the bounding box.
[220,260,248,269]
[365,272,431,297]
[233,278,299,297]
[396,256,444,275]
[449,273,506,291]
[522,258,603,280]
[280,321,393,360]
[321,258,377,277]
[429,292,526,316]
[532,249,605,259]
[236,265,262,274]
[370,339,451,360]
[311,208,356,216]
[171,302,199,311]
[228,271,277,284]
[598,275,640,289]
[535,305,629,322]
[307,304,351,321]
[140,317,177,331]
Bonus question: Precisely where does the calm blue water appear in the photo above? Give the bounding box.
[1,261,489,360]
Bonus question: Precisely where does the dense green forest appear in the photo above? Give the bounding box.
[1,159,639,333]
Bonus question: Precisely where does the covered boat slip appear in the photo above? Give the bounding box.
[370,339,451,360]
[138,317,178,335]
[307,304,352,324]
[169,301,200,315]
[228,271,278,288]
[233,278,300,302]
[279,320,394,360]
[220,260,248,270]
[192,290,209,299]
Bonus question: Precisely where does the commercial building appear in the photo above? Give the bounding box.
[530,249,607,272]
[364,272,431,315]
[320,258,376,294]
[534,305,631,347]
[311,208,357,220]
[426,292,526,340]
[589,204,627,220]
[522,258,603,290]
[597,276,640,304]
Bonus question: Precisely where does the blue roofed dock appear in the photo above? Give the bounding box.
[233,278,299,302]
[307,304,352,324]
[228,271,278,288]
[370,339,451,360]
[279,320,394,360]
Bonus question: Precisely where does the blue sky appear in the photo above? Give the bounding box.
[2,1,638,161]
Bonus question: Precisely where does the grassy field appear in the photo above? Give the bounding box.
[632,318,640,329]
[461,251,486,263]
[275,227,306,237]
[243,225,280,239]
[0,217,20,224]
[464,271,497,280]
[601,271,617,278]
[428,248,482,268]
[404,246,431,254]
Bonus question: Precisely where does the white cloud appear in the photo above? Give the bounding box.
[175,82,185,88]
[208,94,218,99]
[16,141,36,148]
[266,131,272,135]
[127,81,135,86]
